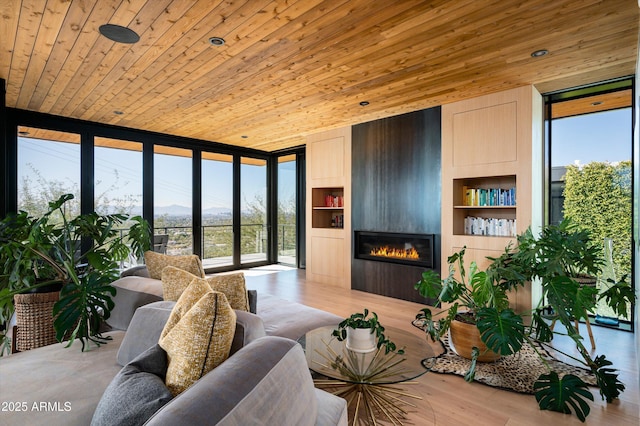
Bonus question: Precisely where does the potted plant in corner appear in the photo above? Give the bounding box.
[414,218,635,422]
[332,309,403,354]
[414,246,526,368]
[0,194,151,354]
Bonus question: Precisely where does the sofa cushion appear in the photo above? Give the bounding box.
[159,279,236,395]
[161,267,250,312]
[144,251,204,280]
[145,337,318,426]
[0,331,125,426]
[91,345,173,426]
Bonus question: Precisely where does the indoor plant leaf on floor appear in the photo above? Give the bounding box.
[534,372,593,422]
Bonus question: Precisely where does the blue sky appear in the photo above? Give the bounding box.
[552,108,631,166]
[18,141,279,210]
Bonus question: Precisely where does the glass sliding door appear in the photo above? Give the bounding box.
[17,126,81,220]
[201,152,234,268]
[94,137,143,216]
[240,157,267,264]
[548,84,633,326]
[94,137,143,268]
[154,146,193,255]
[277,154,297,265]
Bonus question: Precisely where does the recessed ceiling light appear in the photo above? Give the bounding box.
[241,135,248,139]
[209,37,225,46]
[113,110,124,115]
[531,49,548,58]
[591,101,603,106]
[359,101,370,106]
[99,24,140,44]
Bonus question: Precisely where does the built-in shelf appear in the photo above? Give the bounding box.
[453,175,517,237]
[311,187,345,228]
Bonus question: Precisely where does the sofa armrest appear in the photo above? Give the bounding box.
[145,337,319,426]
[109,276,164,330]
[117,301,266,367]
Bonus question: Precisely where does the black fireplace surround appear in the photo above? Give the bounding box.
[354,231,434,268]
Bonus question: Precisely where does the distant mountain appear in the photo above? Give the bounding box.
[154,204,192,216]
[203,206,232,216]
[153,205,232,216]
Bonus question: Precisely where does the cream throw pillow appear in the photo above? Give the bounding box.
[161,267,250,312]
[159,279,236,396]
[144,251,205,280]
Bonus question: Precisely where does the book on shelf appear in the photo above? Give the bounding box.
[464,216,516,237]
[462,186,516,207]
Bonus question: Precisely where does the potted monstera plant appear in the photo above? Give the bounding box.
[0,194,150,354]
[415,247,525,365]
[415,218,635,422]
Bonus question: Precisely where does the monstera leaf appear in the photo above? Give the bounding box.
[592,355,625,403]
[53,272,116,351]
[475,307,524,356]
[534,372,593,422]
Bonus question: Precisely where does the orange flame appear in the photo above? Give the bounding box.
[370,245,419,260]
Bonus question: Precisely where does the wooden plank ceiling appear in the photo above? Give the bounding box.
[1,0,638,152]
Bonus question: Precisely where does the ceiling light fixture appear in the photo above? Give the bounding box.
[209,37,225,46]
[359,101,370,106]
[18,131,30,136]
[591,101,603,106]
[113,110,124,115]
[241,135,248,139]
[99,24,140,44]
[530,49,548,58]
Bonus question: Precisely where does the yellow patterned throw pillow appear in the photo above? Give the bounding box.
[144,251,205,280]
[159,279,236,396]
[161,268,250,312]
[161,266,199,301]
[205,272,250,312]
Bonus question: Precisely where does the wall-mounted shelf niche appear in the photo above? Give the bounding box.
[311,187,344,228]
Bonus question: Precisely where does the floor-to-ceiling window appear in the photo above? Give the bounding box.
[240,157,267,264]
[17,126,80,219]
[277,154,297,266]
[547,79,634,328]
[201,152,233,268]
[8,109,298,274]
[94,137,143,216]
[154,146,193,255]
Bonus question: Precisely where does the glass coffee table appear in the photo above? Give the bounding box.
[300,325,436,425]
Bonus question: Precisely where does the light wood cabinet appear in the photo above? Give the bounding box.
[306,127,351,289]
[442,86,544,313]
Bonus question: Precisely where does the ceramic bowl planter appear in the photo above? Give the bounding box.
[345,327,377,353]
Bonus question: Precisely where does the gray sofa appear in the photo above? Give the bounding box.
[0,274,347,426]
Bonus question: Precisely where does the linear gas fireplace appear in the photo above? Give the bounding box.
[354,231,434,268]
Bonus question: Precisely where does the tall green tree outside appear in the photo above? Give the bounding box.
[562,161,632,290]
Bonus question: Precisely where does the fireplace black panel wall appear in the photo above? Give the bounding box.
[351,108,441,303]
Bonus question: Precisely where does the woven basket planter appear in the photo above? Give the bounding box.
[14,291,59,352]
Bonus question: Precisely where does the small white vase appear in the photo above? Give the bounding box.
[345,327,377,353]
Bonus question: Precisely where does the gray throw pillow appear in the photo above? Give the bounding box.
[91,344,173,426]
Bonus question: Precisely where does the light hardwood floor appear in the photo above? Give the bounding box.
[245,267,640,426]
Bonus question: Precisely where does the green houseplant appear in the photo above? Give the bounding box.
[0,194,151,353]
[332,309,403,354]
[415,218,635,422]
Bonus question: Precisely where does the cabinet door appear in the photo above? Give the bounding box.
[452,102,518,167]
